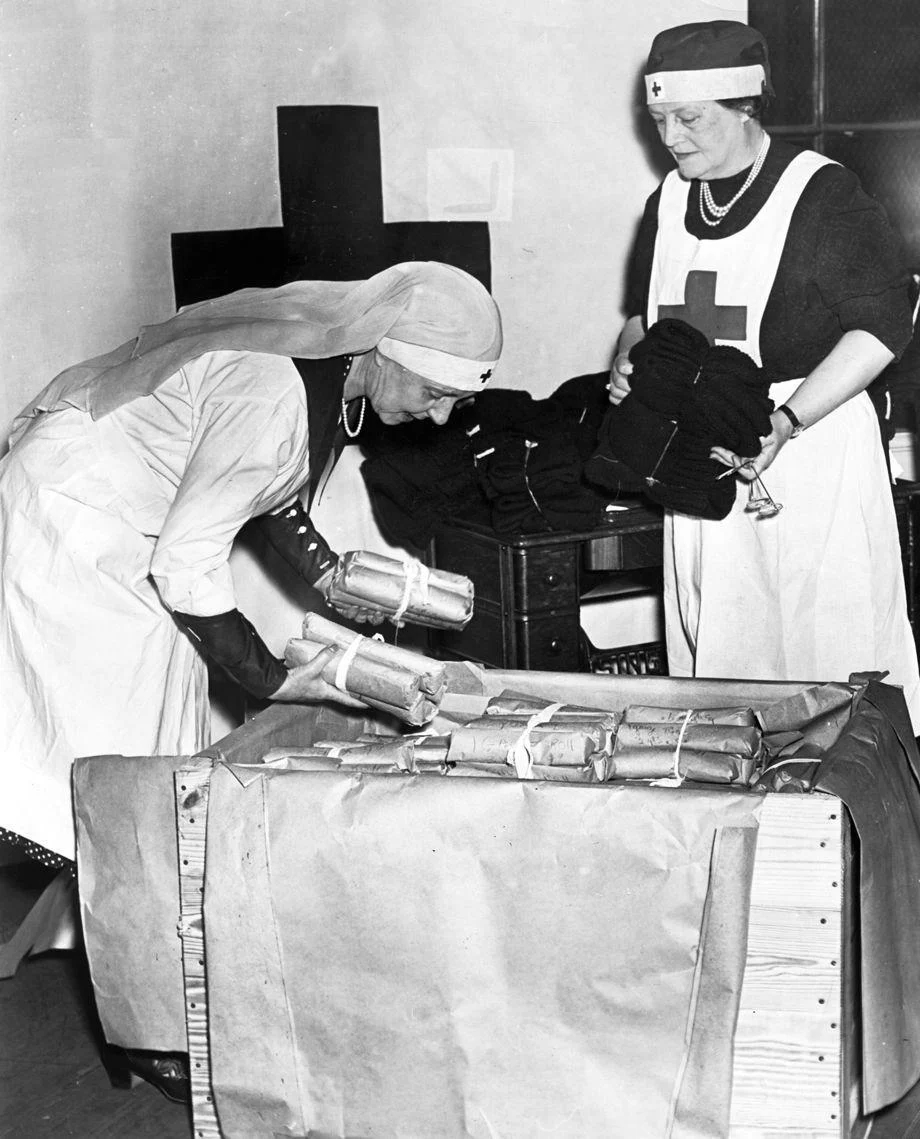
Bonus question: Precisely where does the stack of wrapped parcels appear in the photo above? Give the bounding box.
[261,678,859,787]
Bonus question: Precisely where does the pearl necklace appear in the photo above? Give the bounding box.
[698,134,770,227]
[340,355,366,439]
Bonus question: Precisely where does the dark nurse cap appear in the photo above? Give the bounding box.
[645,20,774,105]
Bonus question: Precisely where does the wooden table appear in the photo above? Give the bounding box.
[430,481,920,673]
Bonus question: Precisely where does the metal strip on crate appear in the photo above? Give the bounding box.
[176,761,221,1139]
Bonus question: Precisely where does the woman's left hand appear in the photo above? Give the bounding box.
[710,410,795,479]
[326,601,387,626]
[315,564,387,625]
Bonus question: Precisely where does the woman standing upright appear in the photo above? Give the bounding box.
[608,20,920,729]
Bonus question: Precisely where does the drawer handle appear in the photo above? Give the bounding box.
[544,572,560,587]
[548,638,563,655]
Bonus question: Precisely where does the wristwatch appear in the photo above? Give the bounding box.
[777,404,805,438]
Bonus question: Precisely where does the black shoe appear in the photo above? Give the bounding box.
[105,1046,191,1104]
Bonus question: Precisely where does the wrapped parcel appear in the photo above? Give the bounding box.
[610,711,763,784]
[326,550,474,629]
[287,613,446,726]
[448,693,620,778]
[622,705,758,727]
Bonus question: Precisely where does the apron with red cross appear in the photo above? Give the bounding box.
[647,149,920,729]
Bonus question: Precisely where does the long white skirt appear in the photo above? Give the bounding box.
[0,408,209,860]
[664,381,920,732]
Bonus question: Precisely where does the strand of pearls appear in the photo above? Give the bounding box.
[340,355,366,439]
[698,133,770,227]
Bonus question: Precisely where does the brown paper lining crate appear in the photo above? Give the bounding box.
[74,669,919,1138]
[207,703,858,1137]
[185,772,854,1136]
[200,673,878,1137]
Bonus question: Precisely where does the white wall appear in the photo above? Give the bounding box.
[1,0,745,442]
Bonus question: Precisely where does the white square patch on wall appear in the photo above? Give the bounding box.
[426,148,514,221]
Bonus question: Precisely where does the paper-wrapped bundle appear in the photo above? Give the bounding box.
[335,735,450,772]
[262,738,450,774]
[257,749,349,772]
[346,734,451,766]
[288,613,447,727]
[609,721,763,785]
[445,761,601,783]
[486,690,623,723]
[622,705,757,727]
[447,714,615,769]
[326,550,474,629]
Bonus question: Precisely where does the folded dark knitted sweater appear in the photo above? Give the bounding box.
[585,318,775,520]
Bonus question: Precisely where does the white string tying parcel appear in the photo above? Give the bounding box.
[650,708,694,788]
[506,702,564,780]
[758,757,813,785]
[333,634,365,693]
[392,558,431,625]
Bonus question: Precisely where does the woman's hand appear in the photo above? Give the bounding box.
[315,563,387,625]
[326,602,387,626]
[608,315,645,405]
[270,643,366,707]
[710,410,796,479]
[711,329,893,478]
[608,352,633,405]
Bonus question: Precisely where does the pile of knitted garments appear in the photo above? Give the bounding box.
[358,412,482,548]
[584,318,775,520]
[359,376,611,545]
[465,382,608,534]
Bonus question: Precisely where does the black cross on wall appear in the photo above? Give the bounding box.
[657,270,747,345]
[171,106,491,308]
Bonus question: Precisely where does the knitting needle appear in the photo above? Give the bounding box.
[715,460,754,480]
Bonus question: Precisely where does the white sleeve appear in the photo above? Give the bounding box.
[150,352,310,615]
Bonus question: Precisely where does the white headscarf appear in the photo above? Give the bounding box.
[12,262,503,437]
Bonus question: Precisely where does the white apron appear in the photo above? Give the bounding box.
[0,350,312,859]
[0,408,208,860]
[650,153,920,729]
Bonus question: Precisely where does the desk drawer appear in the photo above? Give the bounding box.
[511,545,579,611]
[584,528,662,572]
[433,529,579,612]
[434,603,582,671]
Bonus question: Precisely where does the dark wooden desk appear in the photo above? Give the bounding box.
[429,502,664,671]
[430,481,920,673]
